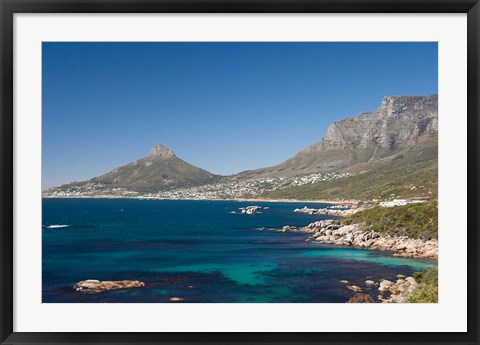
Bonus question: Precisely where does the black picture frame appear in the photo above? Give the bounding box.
[1,1,479,344]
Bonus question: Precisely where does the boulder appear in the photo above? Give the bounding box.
[387,239,397,246]
[338,224,358,234]
[316,235,330,242]
[424,249,438,258]
[378,280,394,292]
[405,277,417,285]
[406,246,417,254]
[343,238,353,245]
[387,294,407,303]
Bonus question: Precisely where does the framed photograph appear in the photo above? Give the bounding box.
[1,0,479,344]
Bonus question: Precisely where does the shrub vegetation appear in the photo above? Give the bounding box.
[342,200,438,240]
[408,267,438,303]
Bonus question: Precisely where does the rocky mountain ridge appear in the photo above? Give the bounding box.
[43,95,437,198]
[236,95,437,179]
[312,95,437,150]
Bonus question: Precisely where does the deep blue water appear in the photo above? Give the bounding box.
[42,198,435,303]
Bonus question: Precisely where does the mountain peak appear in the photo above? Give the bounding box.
[147,144,175,159]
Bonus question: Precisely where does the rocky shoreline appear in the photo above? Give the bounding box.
[260,215,437,302]
[343,275,419,303]
[263,219,438,259]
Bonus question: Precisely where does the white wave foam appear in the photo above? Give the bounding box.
[46,224,70,229]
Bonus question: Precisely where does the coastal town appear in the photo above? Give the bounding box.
[148,172,353,199]
[43,171,354,199]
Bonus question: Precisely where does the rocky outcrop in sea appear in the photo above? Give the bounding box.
[239,206,262,214]
[74,279,145,293]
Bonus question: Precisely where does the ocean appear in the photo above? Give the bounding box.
[42,198,435,303]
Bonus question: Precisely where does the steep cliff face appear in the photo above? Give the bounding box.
[239,95,438,178]
[314,95,437,150]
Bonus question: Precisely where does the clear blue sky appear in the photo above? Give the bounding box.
[42,42,437,189]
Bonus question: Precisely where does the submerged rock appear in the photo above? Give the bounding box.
[74,279,145,293]
[347,293,375,303]
[347,285,363,292]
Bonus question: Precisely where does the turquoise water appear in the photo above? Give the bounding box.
[299,249,436,271]
[42,198,435,303]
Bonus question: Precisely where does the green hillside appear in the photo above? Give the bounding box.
[91,156,220,193]
[260,145,437,201]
